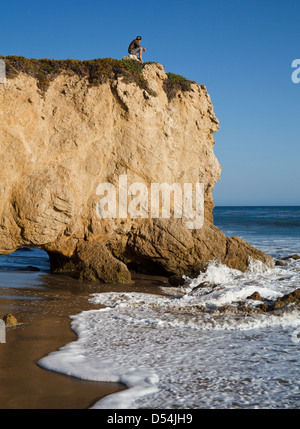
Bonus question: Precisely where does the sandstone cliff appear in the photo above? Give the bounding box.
[0,57,273,283]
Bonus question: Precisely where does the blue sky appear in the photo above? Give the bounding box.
[1,0,299,206]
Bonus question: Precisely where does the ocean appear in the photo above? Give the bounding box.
[1,207,300,408]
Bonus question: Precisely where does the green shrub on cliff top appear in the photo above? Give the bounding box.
[163,72,194,101]
[0,56,194,99]
[0,56,149,92]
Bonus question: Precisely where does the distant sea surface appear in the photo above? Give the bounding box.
[213,206,300,257]
[1,207,300,409]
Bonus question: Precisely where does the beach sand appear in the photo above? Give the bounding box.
[0,271,168,409]
[0,273,126,409]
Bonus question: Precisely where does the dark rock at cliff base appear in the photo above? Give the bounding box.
[168,275,186,287]
[192,262,209,275]
[75,242,132,284]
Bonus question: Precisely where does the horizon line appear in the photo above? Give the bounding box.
[213,205,300,207]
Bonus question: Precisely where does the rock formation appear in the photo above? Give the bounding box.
[0,58,273,283]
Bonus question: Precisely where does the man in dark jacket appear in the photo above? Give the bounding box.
[128,36,146,62]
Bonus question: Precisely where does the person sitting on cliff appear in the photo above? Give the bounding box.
[128,36,146,62]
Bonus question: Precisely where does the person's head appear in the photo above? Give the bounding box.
[136,36,142,41]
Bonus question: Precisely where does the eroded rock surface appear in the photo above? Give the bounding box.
[0,61,273,283]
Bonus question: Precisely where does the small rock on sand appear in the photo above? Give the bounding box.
[3,313,18,326]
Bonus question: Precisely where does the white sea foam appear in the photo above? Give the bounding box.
[39,258,300,409]
[38,308,160,408]
[181,258,300,307]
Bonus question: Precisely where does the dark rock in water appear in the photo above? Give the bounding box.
[282,254,300,260]
[191,282,211,293]
[3,313,18,326]
[218,304,237,314]
[22,266,40,271]
[275,260,287,266]
[168,275,185,287]
[217,303,263,315]
[258,288,300,312]
[246,291,265,301]
[257,302,270,312]
[273,288,300,310]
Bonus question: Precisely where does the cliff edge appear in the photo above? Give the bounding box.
[0,57,273,283]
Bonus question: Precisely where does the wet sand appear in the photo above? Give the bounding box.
[0,270,167,409]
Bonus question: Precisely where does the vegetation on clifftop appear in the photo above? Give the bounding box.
[2,56,149,92]
[163,72,194,101]
[1,56,195,100]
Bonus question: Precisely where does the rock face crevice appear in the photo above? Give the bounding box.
[0,61,273,283]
